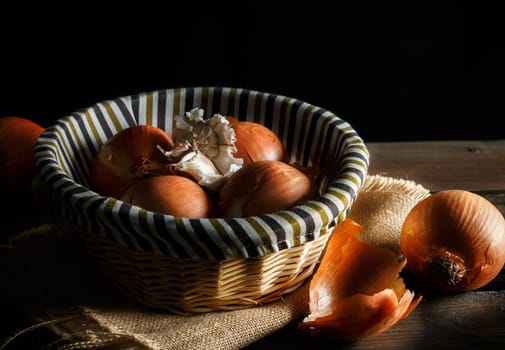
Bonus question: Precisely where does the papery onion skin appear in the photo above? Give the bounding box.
[300,289,420,340]
[0,116,45,215]
[400,189,505,294]
[120,175,214,218]
[226,118,288,165]
[217,160,318,217]
[299,219,421,340]
[91,125,174,199]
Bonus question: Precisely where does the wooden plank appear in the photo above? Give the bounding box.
[366,140,505,193]
[248,290,505,350]
[246,140,505,349]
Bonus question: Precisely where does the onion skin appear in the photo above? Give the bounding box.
[299,219,421,340]
[120,175,214,218]
[226,118,288,165]
[91,125,174,199]
[400,189,505,294]
[0,116,45,215]
[217,160,318,217]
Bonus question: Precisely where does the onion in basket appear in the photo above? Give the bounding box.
[120,175,214,218]
[226,117,288,165]
[158,108,243,192]
[218,160,318,217]
[91,125,174,198]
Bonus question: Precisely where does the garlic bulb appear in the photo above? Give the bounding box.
[159,108,243,191]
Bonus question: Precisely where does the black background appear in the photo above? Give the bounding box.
[1,4,504,142]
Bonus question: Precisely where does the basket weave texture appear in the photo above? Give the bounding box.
[81,228,330,314]
[34,87,369,313]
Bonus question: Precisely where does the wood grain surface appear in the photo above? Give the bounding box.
[367,140,505,193]
[247,140,505,349]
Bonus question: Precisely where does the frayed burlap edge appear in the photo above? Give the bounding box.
[349,174,431,254]
[78,282,309,350]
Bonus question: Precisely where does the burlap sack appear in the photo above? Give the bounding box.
[0,175,430,350]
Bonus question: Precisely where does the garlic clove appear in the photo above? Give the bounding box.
[205,114,243,176]
[299,218,421,340]
[173,151,229,192]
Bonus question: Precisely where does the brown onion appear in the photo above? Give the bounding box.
[91,125,174,198]
[400,189,505,294]
[0,116,45,215]
[226,118,288,165]
[218,160,318,217]
[120,175,214,218]
[299,219,421,340]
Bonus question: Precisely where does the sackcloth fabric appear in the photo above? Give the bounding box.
[0,175,430,349]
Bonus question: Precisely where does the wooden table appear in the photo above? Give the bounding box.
[1,140,504,349]
[247,140,505,349]
[367,140,505,193]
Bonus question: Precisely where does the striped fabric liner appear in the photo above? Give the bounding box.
[34,87,369,260]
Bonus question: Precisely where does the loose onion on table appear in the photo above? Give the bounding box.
[400,189,505,294]
[217,160,318,217]
[120,175,214,218]
[299,218,421,340]
[0,116,45,215]
[91,125,174,199]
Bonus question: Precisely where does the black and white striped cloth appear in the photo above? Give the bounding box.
[34,87,369,260]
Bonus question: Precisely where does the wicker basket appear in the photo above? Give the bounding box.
[80,228,330,314]
[34,87,369,314]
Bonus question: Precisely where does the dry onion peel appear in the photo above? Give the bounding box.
[299,218,421,340]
